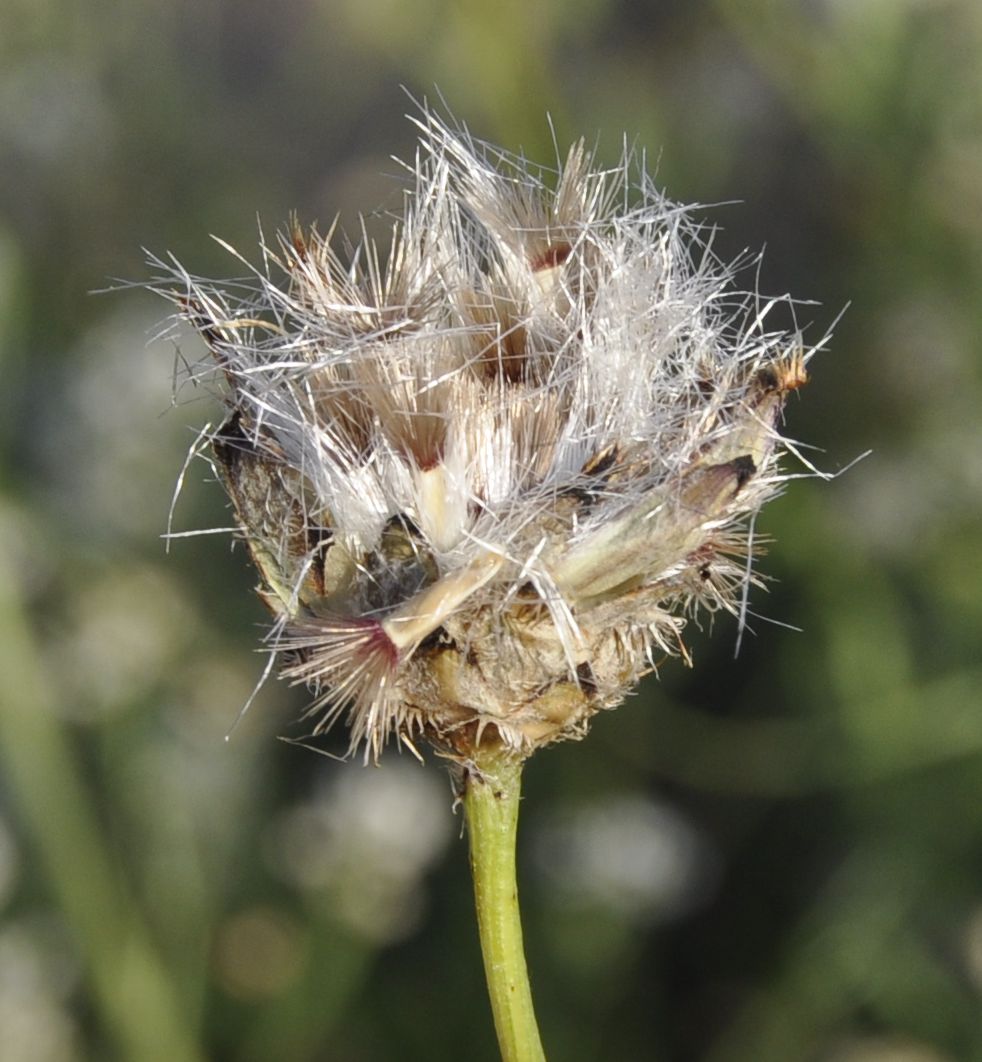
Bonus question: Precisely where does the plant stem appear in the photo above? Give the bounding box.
[0,549,204,1062]
[463,750,546,1062]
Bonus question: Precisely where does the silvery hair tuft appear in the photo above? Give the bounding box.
[149,108,823,762]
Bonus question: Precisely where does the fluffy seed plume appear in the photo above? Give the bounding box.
[149,110,824,762]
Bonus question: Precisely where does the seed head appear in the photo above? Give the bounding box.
[149,110,821,763]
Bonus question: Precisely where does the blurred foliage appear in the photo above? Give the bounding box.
[1,0,981,1059]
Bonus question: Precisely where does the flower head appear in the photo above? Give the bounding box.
[150,110,819,762]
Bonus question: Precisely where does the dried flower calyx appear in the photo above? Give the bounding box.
[151,111,822,762]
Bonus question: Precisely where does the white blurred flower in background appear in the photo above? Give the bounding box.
[266,760,454,944]
[532,794,719,924]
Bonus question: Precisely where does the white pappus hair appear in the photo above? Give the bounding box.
[148,108,825,763]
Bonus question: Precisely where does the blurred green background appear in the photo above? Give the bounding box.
[2,1,981,1059]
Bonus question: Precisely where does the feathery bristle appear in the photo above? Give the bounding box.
[149,106,829,760]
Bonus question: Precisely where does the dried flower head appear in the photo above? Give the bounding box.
[150,111,821,763]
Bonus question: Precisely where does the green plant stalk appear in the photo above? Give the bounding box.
[0,551,204,1062]
[463,751,546,1062]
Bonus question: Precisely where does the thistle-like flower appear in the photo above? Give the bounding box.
[150,112,816,764]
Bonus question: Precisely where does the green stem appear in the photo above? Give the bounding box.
[463,751,546,1062]
[0,550,204,1062]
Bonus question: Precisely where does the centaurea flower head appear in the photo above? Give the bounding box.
[150,111,818,764]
